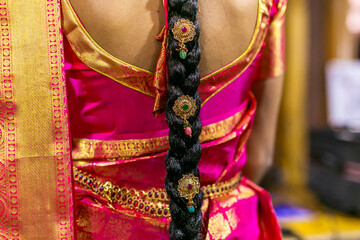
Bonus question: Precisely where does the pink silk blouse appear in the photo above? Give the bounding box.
[61,0,287,239]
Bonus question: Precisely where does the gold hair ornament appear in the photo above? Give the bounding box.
[177,174,200,213]
[172,18,196,59]
[173,95,197,137]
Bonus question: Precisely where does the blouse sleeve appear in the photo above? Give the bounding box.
[254,0,288,80]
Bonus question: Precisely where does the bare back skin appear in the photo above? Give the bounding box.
[68,0,258,77]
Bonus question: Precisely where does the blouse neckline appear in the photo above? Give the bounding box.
[61,0,271,102]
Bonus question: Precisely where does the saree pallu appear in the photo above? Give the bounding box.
[0,0,287,239]
[0,1,74,239]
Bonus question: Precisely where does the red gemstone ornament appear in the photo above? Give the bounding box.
[185,126,192,137]
[173,95,196,137]
[181,27,188,33]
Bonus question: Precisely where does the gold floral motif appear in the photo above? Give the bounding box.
[172,95,197,122]
[172,18,196,51]
[177,174,200,204]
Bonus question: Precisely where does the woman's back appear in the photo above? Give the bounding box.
[68,0,258,76]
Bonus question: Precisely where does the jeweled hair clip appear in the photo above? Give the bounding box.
[172,18,196,59]
[173,95,197,137]
[177,174,200,213]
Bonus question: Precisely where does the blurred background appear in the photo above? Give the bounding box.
[263,0,360,239]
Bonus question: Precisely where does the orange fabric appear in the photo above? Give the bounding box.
[259,0,287,79]
[153,27,169,115]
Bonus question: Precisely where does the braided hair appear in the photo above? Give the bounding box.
[165,0,203,239]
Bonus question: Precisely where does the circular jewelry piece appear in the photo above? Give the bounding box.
[177,174,200,213]
[172,18,196,59]
[173,95,197,121]
[173,95,197,137]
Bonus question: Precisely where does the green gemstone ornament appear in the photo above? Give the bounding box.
[179,49,187,59]
[173,95,197,121]
[187,205,195,213]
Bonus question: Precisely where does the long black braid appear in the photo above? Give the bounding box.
[164,0,203,239]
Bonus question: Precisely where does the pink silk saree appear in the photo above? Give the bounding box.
[0,0,286,239]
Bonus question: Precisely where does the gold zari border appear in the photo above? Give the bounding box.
[5,0,74,239]
[74,168,241,218]
[72,107,246,160]
[0,1,19,237]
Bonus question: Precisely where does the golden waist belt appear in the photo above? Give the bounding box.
[73,168,241,218]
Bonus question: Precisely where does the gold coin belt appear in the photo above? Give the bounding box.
[73,168,241,218]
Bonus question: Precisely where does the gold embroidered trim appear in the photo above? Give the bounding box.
[72,106,247,160]
[73,168,241,218]
[199,0,272,106]
[61,0,156,98]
